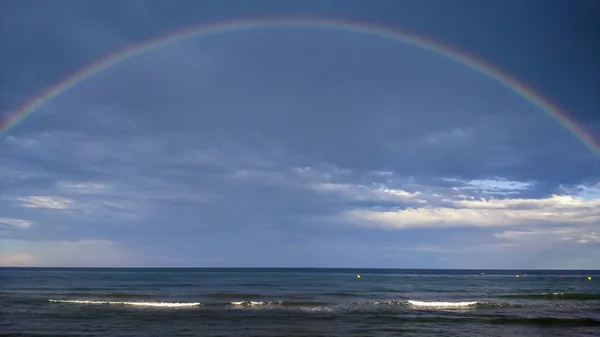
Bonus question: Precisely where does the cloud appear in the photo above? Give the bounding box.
[0,218,32,229]
[371,171,394,177]
[1,3,599,269]
[343,193,600,229]
[16,196,73,209]
[309,182,425,204]
[197,160,600,234]
[561,182,600,200]
[453,178,534,197]
[493,227,600,245]
[463,178,532,191]
[493,230,540,239]
[56,181,113,194]
[569,232,600,244]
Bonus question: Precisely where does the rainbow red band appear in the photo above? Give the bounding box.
[2,17,598,156]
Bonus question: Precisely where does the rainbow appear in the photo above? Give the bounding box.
[1,17,598,156]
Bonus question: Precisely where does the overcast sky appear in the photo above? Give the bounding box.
[1,0,599,268]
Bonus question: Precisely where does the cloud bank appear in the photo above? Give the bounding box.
[1,1,599,268]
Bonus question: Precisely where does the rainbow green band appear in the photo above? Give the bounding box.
[2,17,598,156]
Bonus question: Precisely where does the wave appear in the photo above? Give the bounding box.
[229,300,329,307]
[48,298,512,311]
[48,299,200,308]
[500,293,600,301]
[227,300,404,309]
[230,301,276,307]
[226,299,509,310]
[407,300,478,308]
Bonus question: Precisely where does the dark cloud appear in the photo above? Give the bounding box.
[1,0,598,268]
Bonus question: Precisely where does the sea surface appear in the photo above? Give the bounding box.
[1,268,599,336]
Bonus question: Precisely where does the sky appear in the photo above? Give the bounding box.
[1,0,599,268]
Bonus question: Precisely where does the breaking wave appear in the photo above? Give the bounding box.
[230,300,277,307]
[407,300,478,308]
[229,300,330,307]
[224,299,509,311]
[49,298,513,311]
[48,299,201,308]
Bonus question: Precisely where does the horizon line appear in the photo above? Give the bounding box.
[1,266,598,271]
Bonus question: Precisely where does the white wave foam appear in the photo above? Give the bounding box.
[370,300,407,306]
[49,299,200,307]
[408,300,477,308]
[231,301,262,306]
[299,306,334,313]
[230,301,282,307]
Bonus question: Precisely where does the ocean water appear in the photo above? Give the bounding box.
[1,268,599,336]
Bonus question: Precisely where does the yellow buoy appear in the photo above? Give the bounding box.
[589,276,592,281]
[357,274,361,279]
[516,274,519,278]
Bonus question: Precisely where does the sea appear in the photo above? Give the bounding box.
[1,268,599,336]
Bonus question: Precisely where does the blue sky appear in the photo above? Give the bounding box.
[1,0,599,268]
